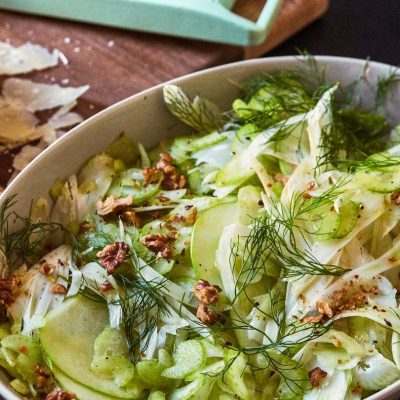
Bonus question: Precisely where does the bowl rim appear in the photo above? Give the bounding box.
[1,54,393,203]
[0,55,399,400]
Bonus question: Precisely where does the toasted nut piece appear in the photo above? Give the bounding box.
[156,153,186,190]
[97,242,130,275]
[316,300,333,318]
[140,233,175,259]
[196,303,221,325]
[391,192,400,205]
[96,195,133,216]
[39,262,55,276]
[185,207,197,225]
[45,388,77,400]
[301,314,324,324]
[309,367,327,388]
[36,365,51,378]
[36,375,48,389]
[0,276,17,308]
[121,210,141,227]
[143,167,162,185]
[274,172,289,184]
[193,280,221,305]
[50,283,67,295]
[99,280,113,293]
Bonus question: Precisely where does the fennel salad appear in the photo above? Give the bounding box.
[1,65,400,400]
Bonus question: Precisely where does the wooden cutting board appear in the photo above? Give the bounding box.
[0,0,329,188]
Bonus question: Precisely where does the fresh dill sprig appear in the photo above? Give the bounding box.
[236,214,347,283]
[204,281,330,394]
[317,108,389,168]
[296,49,327,90]
[375,68,400,111]
[234,179,349,283]
[163,84,225,133]
[333,152,400,172]
[235,70,315,131]
[0,196,79,269]
[112,273,170,363]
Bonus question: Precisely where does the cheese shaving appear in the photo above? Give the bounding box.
[0,42,61,75]
[0,41,89,182]
[12,144,43,172]
[0,99,38,143]
[3,78,89,112]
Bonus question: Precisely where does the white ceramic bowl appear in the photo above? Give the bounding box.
[1,56,400,400]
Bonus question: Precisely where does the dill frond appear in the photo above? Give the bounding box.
[333,152,400,172]
[375,68,400,111]
[163,85,224,133]
[296,49,327,89]
[112,274,170,363]
[236,71,315,131]
[0,196,79,269]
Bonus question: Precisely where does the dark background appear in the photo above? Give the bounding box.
[269,0,400,66]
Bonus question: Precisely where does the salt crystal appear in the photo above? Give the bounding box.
[57,50,69,65]
[63,37,71,44]
[61,78,70,85]
[107,40,115,48]
[73,47,80,53]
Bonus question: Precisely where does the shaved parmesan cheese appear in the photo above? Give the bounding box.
[49,111,83,130]
[0,42,61,75]
[12,144,43,171]
[3,78,89,112]
[39,124,58,146]
[0,41,89,183]
[0,99,38,143]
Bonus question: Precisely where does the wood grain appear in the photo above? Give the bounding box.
[0,0,329,188]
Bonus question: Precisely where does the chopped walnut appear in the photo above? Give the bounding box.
[36,375,48,389]
[156,194,170,202]
[99,280,113,293]
[194,280,221,305]
[51,283,67,295]
[274,172,289,184]
[39,262,55,277]
[143,167,162,185]
[185,207,198,225]
[391,192,400,205]
[302,314,324,324]
[97,242,130,275]
[306,181,316,190]
[316,300,333,318]
[121,210,141,227]
[45,388,77,400]
[167,207,198,225]
[0,276,17,308]
[156,153,186,190]
[36,365,51,378]
[96,195,133,216]
[196,303,221,325]
[79,220,93,234]
[140,233,175,259]
[309,367,327,388]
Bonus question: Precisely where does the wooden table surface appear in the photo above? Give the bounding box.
[0,0,328,188]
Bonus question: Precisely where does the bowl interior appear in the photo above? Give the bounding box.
[1,56,400,400]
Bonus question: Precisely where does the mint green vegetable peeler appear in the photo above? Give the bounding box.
[0,0,282,46]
